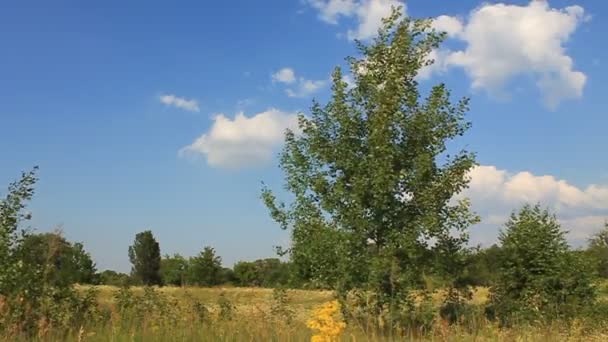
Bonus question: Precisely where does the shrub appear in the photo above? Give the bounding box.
[270,287,294,324]
[217,292,235,321]
[488,204,596,325]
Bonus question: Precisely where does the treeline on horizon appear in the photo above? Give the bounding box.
[21,222,608,291]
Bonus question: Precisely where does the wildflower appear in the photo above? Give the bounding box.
[307,300,346,342]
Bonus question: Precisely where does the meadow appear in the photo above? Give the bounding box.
[12,284,602,342]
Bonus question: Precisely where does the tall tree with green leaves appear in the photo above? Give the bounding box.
[262,7,478,305]
[128,230,162,285]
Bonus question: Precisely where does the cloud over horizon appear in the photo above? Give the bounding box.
[462,165,608,246]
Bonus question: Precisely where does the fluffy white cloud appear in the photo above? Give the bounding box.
[465,165,608,211]
[432,15,463,38]
[159,94,200,112]
[308,0,357,24]
[273,67,328,98]
[427,1,588,109]
[272,68,296,84]
[347,0,404,40]
[307,0,405,40]
[286,79,328,98]
[179,109,299,168]
[462,165,608,245]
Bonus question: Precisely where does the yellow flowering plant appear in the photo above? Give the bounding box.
[307,300,346,342]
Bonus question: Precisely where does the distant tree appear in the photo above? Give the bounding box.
[17,232,97,285]
[463,244,502,286]
[187,246,222,286]
[160,253,188,286]
[98,270,131,286]
[233,261,258,286]
[488,204,596,325]
[128,230,161,285]
[587,222,608,278]
[233,258,293,287]
[262,7,478,311]
[70,242,98,284]
[219,267,236,285]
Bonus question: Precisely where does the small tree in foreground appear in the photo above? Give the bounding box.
[18,232,97,285]
[128,230,162,285]
[0,168,98,337]
[488,204,596,325]
[262,7,478,326]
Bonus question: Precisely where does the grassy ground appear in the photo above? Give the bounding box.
[55,285,607,341]
[6,285,607,341]
[88,285,335,323]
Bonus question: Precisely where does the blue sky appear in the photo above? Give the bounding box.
[1,0,607,272]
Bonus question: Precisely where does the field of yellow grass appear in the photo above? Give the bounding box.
[54,285,608,341]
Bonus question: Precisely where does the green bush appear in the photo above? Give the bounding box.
[488,204,596,326]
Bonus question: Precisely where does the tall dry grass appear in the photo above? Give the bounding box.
[2,285,608,341]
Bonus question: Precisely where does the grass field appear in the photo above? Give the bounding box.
[25,285,599,342]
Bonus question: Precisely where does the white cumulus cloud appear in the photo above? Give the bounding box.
[286,79,328,98]
[159,94,200,112]
[273,67,328,98]
[272,68,296,84]
[307,0,357,24]
[432,15,463,38]
[179,109,299,169]
[425,1,588,109]
[307,0,405,40]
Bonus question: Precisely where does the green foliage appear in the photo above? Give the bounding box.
[488,204,596,325]
[462,245,502,286]
[0,167,38,294]
[128,230,162,286]
[233,258,291,287]
[187,246,223,286]
[341,288,436,335]
[587,222,608,278]
[113,285,183,332]
[262,7,477,307]
[0,168,104,338]
[17,232,97,286]
[160,253,188,286]
[439,287,477,327]
[98,270,131,286]
[219,267,236,284]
